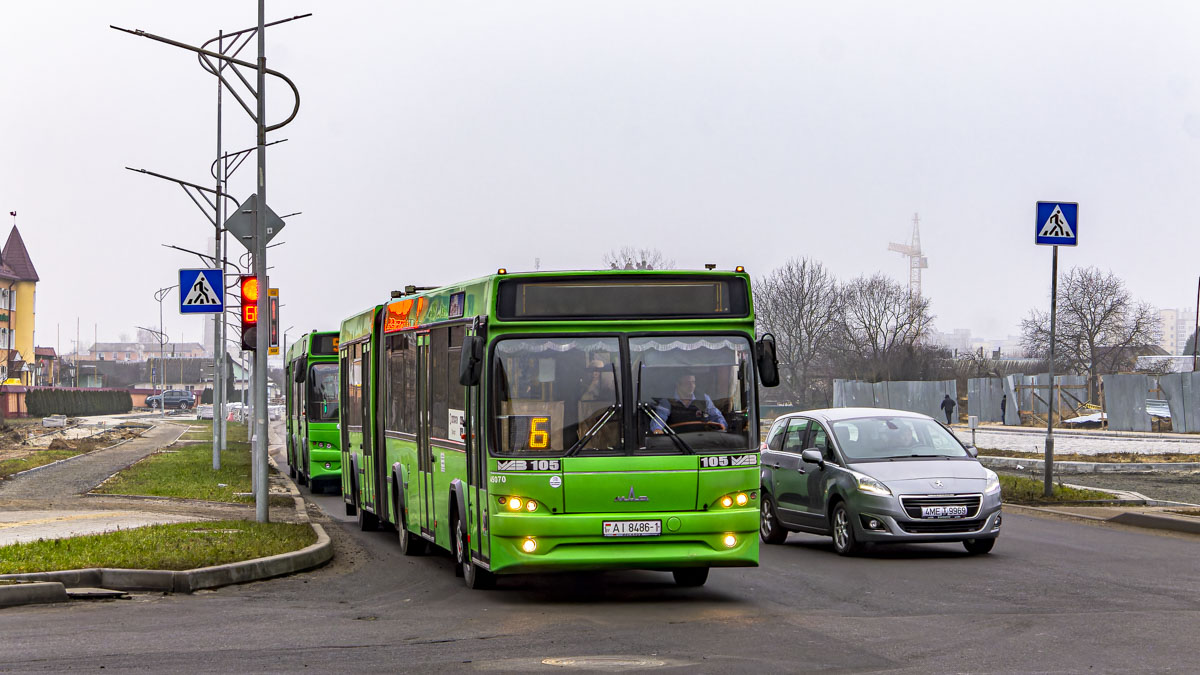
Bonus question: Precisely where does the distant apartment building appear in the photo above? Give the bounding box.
[1157,308,1197,356]
[0,225,40,385]
[87,341,208,362]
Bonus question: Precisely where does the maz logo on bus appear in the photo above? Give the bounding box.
[700,454,758,468]
[496,459,561,472]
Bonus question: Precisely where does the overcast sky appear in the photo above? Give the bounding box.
[3,1,1199,360]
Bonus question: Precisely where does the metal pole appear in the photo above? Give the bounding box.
[1044,245,1059,497]
[159,291,166,420]
[253,0,269,522]
[212,29,225,471]
[1193,275,1198,372]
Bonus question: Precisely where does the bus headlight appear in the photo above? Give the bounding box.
[723,534,737,548]
[522,538,538,553]
[717,492,751,508]
[735,493,749,506]
[508,496,523,510]
[499,496,540,512]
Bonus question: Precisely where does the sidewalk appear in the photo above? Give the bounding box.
[0,418,330,609]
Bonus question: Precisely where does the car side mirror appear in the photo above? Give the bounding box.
[801,448,824,468]
[756,333,780,388]
[965,445,979,458]
[459,335,484,386]
[294,357,307,383]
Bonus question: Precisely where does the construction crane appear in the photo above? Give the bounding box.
[888,212,929,298]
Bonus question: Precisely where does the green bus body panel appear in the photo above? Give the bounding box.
[285,331,342,484]
[344,270,763,577]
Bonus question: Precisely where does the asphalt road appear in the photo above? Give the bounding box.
[2,478,1198,673]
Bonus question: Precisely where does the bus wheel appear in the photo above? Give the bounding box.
[455,513,495,589]
[396,489,426,556]
[672,568,709,587]
[355,482,378,531]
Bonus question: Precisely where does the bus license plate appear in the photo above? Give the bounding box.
[603,520,661,537]
[921,505,969,518]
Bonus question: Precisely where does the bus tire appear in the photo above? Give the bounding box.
[396,486,426,556]
[355,480,378,531]
[672,568,709,587]
[455,512,495,589]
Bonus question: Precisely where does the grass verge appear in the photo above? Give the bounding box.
[0,520,316,574]
[1000,474,1117,503]
[0,450,86,479]
[93,440,254,503]
[983,448,1200,463]
[180,421,247,442]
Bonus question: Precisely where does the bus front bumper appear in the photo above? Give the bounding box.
[486,508,759,574]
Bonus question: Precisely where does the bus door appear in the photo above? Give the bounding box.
[360,340,377,513]
[416,331,434,538]
[468,341,489,561]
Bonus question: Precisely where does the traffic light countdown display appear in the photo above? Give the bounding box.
[240,275,258,351]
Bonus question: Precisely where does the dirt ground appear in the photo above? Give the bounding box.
[998,468,1200,505]
[0,419,147,462]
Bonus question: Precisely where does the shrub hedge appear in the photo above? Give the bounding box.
[27,389,133,417]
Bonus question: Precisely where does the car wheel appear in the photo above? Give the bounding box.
[672,568,709,587]
[759,492,788,545]
[179,401,191,410]
[396,488,426,557]
[963,538,996,555]
[830,502,864,556]
[456,512,495,589]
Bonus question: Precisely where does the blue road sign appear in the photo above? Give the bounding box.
[1035,202,1078,246]
[179,268,225,314]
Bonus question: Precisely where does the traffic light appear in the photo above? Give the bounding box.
[240,275,258,351]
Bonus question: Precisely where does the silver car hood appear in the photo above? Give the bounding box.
[846,459,988,484]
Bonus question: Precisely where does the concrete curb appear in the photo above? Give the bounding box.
[981,455,1200,474]
[1003,503,1200,535]
[0,524,331,594]
[0,581,69,608]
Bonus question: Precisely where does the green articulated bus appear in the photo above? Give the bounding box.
[285,331,342,492]
[339,269,779,589]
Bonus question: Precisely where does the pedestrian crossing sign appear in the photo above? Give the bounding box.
[1035,202,1078,246]
[179,268,225,315]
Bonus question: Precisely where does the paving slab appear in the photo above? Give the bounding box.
[0,509,200,547]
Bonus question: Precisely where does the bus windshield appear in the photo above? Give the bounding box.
[632,335,755,453]
[493,337,623,456]
[491,334,755,456]
[308,363,340,422]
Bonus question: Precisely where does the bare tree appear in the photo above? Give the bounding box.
[754,258,840,406]
[835,274,936,381]
[602,247,674,270]
[1020,266,1161,400]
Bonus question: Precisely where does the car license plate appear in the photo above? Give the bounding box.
[602,520,661,537]
[921,505,969,519]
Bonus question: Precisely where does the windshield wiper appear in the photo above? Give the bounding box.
[565,404,620,456]
[566,363,623,457]
[639,401,695,455]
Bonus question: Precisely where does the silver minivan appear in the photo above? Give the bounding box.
[760,407,1001,555]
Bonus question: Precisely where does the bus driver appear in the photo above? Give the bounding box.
[651,373,727,434]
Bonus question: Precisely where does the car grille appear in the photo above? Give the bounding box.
[899,518,987,534]
[899,494,982,519]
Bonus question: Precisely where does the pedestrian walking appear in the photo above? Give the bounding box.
[940,394,956,424]
[1000,394,1007,423]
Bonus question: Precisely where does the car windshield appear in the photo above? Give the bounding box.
[831,416,969,461]
[632,335,755,454]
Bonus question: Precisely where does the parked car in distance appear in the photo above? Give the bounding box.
[145,389,196,410]
[760,407,1001,556]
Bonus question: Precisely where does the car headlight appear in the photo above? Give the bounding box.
[856,475,892,497]
[984,469,1001,495]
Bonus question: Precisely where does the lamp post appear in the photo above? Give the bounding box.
[154,286,174,419]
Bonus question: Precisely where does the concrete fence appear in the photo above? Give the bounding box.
[832,379,957,420]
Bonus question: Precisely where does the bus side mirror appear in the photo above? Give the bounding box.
[294,356,307,383]
[757,334,780,388]
[459,335,484,386]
